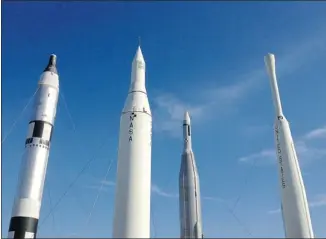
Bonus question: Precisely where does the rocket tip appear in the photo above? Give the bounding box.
[44,54,58,74]
[133,45,145,63]
[264,53,275,64]
[184,111,191,124]
[266,52,274,57]
[49,54,57,66]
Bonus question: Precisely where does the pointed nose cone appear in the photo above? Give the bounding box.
[44,54,58,74]
[183,111,192,150]
[133,46,145,64]
[184,111,191,125]
[129,45,147,93]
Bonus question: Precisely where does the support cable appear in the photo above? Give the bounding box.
[39,135,110,228]
[2,87,39,144]
[85,156,115,226]
[59,90,76,131]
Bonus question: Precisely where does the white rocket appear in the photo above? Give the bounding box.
[264,53,314,238]
[179,112,203,239]
[8,55,60,239]
[112,46,152,238]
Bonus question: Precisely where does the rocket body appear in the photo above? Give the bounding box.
[112,46,152,238]
[179,112,203,239]
[8,55,59,239]
[264,54,314,238]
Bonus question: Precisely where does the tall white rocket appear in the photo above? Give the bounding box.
[264,53,314,238]
[8,55,60,239]
[112,46,152,238]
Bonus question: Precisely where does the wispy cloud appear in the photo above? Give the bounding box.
[86,181,180,199]
[84,180,116,192]
[152,69,265,137]
[152,94,205,138]
[152,31,326,137]
[309,194,326,208]
[151,184,225,203]
[100,180,116,186]
[202,196,225,203]
[303,126,326,140]
[238,149,275,164]
[239,125,326,166]
[88,181,225,202]
[151,184,178,198]
[268,193,326,215]
[268,208,281,215]
[89,180,225,202]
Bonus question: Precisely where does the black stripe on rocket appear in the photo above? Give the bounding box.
[183,124,191,137]
[9,216,38,239]
[128,112,137,142]
[25,120,53,149]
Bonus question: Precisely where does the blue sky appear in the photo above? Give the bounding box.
[2,2,326,238]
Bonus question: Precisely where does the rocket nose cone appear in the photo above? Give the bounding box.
[264,53,276,78]
[49,54,57,66]
[133,46,145,63]
[44,54,58,74]
[264,53,275,66]
[184,111,191,125]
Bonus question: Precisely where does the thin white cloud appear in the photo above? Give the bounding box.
[84,179,116,192]
[238,149,275,164]
[202,196,225,203]
[87,181,225,206]
[303,126,326,140]
[100,180,116,186]
[86,181,180,198]
[152,70,263,137]
[151,184,225,203]
[268,193,326,215]
[87,182,179,198]
[239,125,326,166]
[84,185,111,192]
[309,194,326,208]
[152,94,205,138]
[152,30,326,137]
[151,184,178,198]
[268,208,281,215]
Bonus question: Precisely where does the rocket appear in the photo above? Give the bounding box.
[264,53,314,238]
[179,111,203,239]
[8,55,60,239]
[112,46,152,238]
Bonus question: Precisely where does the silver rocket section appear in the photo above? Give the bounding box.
[264,54,314,238]
[112,46,152,238]
[179,112,203,239]
[8,55,60,239]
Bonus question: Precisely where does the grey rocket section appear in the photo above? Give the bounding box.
[8,55,60,239]
[179,111,204,239]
